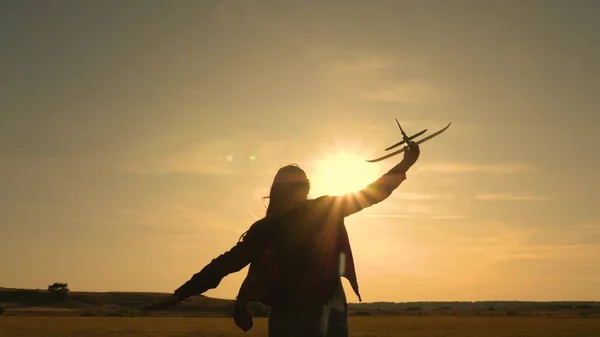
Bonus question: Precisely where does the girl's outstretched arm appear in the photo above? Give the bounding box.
[171,241,252,299]
[327,142,421,217]
[144,218,272,310]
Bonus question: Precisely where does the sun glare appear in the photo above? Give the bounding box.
[310,152,382,196]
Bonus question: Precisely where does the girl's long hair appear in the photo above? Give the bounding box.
[239,164,310,242]
[264,164,310,217]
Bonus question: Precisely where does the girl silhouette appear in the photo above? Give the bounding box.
[146,142,420,337]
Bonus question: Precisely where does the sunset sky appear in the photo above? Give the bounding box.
[1,1,599,302]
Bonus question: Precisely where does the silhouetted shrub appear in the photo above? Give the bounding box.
[47,282,69,301]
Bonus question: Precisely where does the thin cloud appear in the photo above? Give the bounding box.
[120,163,236,176]
[364,214,465,220]
[324,51,449,104]
[364,214,413,218]
[117,203,246,237]
[394,192,453,201]
[119,136,291,176]
[328,55,395,77]
[419,162,536,174]
[444,221,600,267]
[571,222,600,235]
[362,197,462,220]
[431,215,468,220]
[525,222,600,247]
[362,206,465,220]
[474,193,549,201]
[361,79,449,103]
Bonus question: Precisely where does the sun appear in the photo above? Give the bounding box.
[309,151,382,196]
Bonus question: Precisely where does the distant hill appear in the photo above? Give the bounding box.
[0,287,237,317]
[350,300,600,310]
[1,287,598,318]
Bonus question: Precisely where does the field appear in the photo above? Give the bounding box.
[1,316,600,337]
[2,288,600,336]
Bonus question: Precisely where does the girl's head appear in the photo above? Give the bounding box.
[265,164,310,216]
[239,164,310,242]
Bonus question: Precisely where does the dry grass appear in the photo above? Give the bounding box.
[1,316,600,337]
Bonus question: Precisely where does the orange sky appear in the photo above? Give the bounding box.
[1,1,599,302]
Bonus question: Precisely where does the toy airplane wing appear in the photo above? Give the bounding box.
[366,122,452,163]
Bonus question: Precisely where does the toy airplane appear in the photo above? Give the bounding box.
[366,120,452,162]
